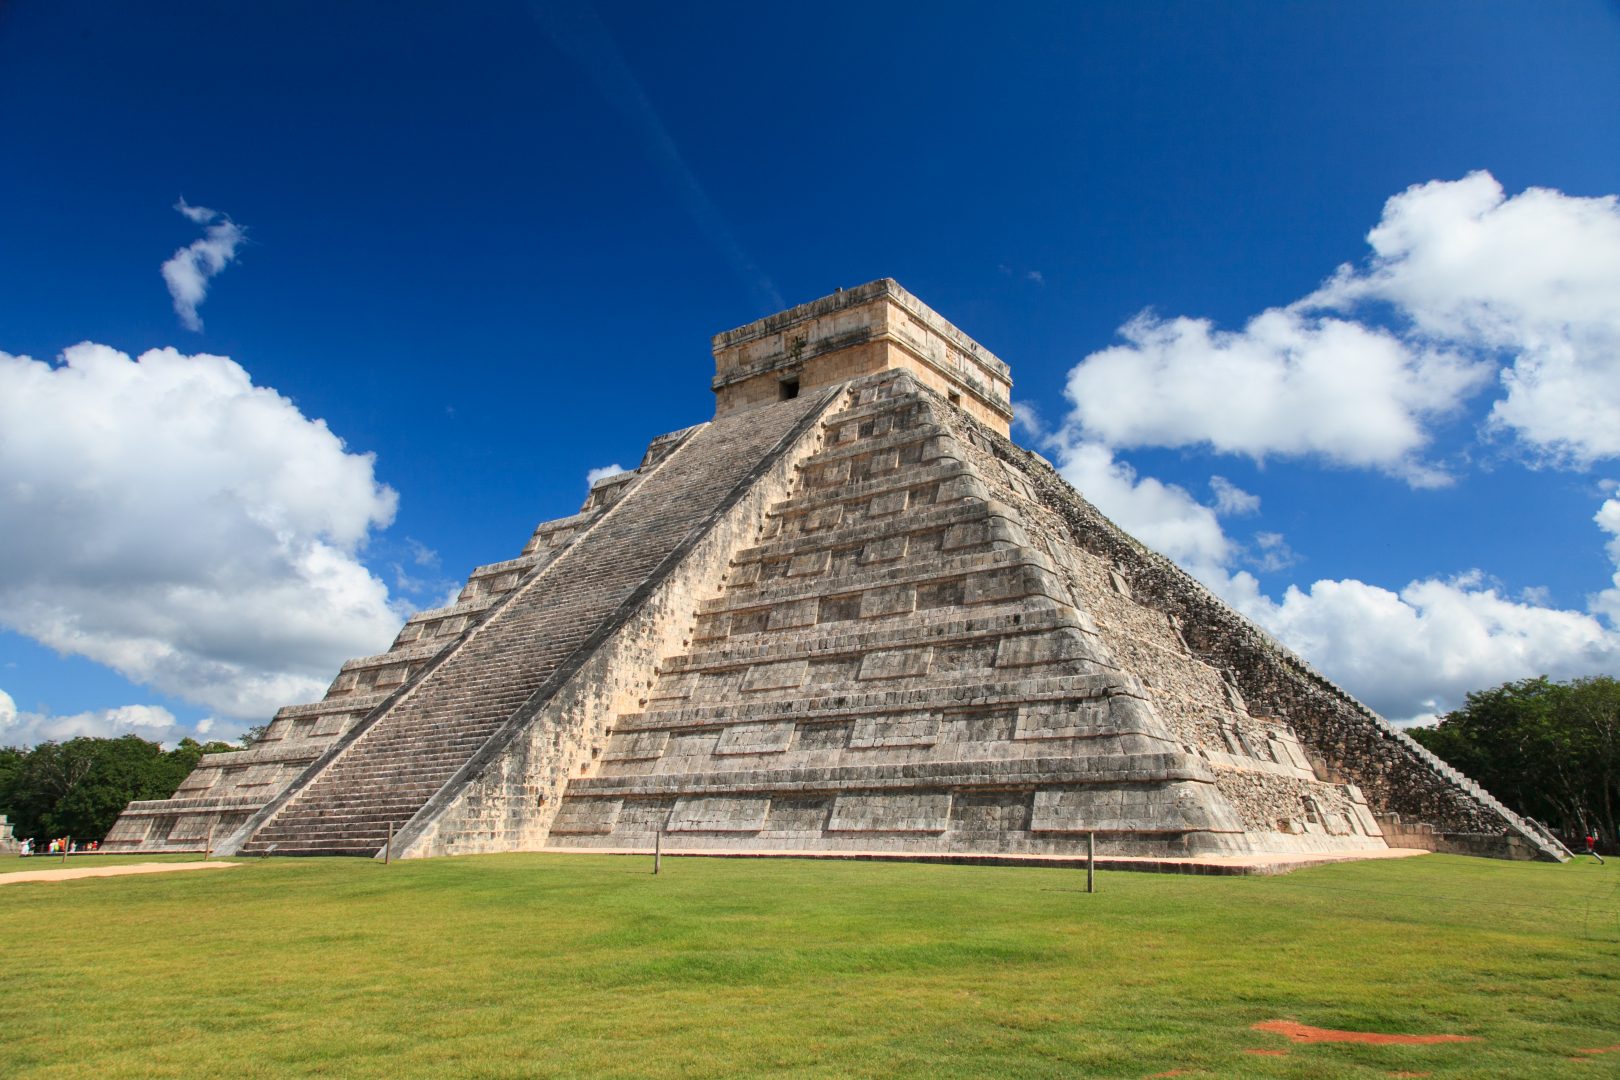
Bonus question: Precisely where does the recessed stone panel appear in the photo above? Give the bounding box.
[788,550,832,577]
[828,792,951,833]
[804,505,844,532]
[549,798,623,835]
[767,599,819,631]
[667,796,770,832]
[994,629,1108,668]
[849,712,941,749]
[1013,700,1112,740]
[858,536,908,565]
[603,730,670,762]
[794,721,852,751]
[860,584,916,618]
[764,797,831,833]
[950,791,1033,833]
[866,490,908,517]
[818,594,863,623]
[857,647,934,681]
[714,722,795,756]
[741,659,810,692]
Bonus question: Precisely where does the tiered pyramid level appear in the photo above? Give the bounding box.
[550,375,1380,857]
[111,279,1564,865]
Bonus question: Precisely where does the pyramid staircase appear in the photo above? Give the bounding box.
[549,374,1385,857]
[223,392,834,856]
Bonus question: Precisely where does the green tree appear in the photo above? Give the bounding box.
[0,735,238,842]
[1409,675,1620,841]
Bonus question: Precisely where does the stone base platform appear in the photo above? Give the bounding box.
[540,844,1430,877]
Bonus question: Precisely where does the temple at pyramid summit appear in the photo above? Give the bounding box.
[106,280,1565,866]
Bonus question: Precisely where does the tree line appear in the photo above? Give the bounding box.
[0,735,239,843]
[1408,675,1619,844]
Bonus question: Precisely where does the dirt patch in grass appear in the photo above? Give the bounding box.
[1254,1020,1477,1045]
[0,861,239,886]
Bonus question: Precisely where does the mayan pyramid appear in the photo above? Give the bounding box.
[107,280,1564,865]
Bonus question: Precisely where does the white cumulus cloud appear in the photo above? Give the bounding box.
[1036,171,1620,720]
[1223,570,1620,723]
[1309,172,1620,467]
[161,199,245,332]
[1594,493,1620,623]
[1063,172,1620,482]
[1064,307,1490,485]
[0,343,402,722]
[0,687,215,748]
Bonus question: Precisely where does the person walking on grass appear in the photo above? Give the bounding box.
[1586,833,1605,865]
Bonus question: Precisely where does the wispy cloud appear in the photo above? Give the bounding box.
[161,198,245,331]
[1209,475,1260,516]
[531,2,781,313]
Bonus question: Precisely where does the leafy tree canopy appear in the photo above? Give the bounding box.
[1408,675,1620,841]
[0,735,238,842]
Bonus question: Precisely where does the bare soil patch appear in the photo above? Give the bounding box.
[0,861,240,886]
[1253,1020,1477,1045]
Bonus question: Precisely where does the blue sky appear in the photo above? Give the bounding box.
[2,2,1618,745]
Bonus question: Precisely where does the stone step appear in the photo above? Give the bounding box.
[675,606,1092,673]
[235,391,836,853]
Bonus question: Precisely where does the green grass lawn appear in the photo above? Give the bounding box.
[2,853,1616,1079]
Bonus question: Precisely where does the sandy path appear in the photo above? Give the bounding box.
[0,861,242,886]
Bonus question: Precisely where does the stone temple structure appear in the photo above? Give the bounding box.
[107,280,1564,865]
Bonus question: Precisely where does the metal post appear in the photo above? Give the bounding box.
[385,821,394,865]
[1086,832,1095,894]
[63,836,71,865]
[653,828,662,875]
[204,824,215,861]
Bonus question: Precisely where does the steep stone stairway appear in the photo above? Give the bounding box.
[550,375,1269,856]
[234,392,832,856]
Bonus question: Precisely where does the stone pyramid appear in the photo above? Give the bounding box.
[108,280,1563,865]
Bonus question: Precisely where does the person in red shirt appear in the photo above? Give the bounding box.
[1586,834,1606,865]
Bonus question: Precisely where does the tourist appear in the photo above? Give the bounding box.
[1586,833,1605,865]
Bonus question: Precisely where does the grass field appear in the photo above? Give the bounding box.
[2,852,1616,1079]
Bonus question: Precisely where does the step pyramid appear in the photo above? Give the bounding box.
[110,280,1563,864]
